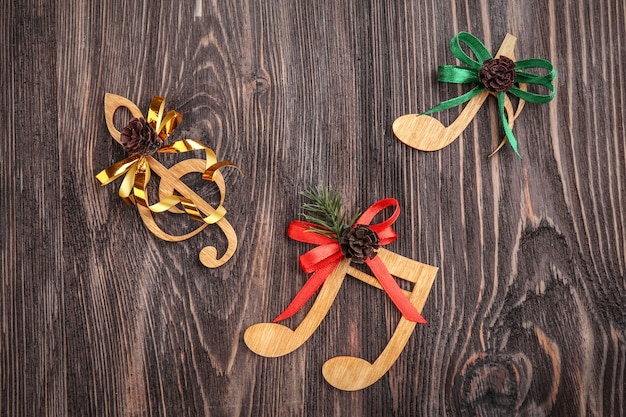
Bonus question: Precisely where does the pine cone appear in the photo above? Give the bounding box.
[340,224,380,264]
[120,117,162,155]
[478,56,516,92]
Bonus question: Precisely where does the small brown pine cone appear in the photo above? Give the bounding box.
[340,224,380,264]
[120,117,162,155]
[478,56,516,92]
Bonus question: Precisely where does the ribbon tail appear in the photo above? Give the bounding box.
[498,92,521,158]
[203,160,239,181]
[422,85,485,116]
[489,89,526,158]
[366,256,427,324]
[273,261,339,323]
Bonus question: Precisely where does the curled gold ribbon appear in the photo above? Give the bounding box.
[96,94,238,267]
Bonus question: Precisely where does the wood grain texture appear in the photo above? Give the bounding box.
[2,0,625,415]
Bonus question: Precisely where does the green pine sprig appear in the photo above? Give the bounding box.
[300,187,361,240]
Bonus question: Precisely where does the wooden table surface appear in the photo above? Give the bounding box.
[3,0,625,415]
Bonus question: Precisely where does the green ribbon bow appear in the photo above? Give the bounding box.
[423,32,556,157]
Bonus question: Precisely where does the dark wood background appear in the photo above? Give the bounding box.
[2,0,625,415]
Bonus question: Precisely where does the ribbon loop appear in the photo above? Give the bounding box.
[451,31,494,69]
[438,65,480,84]
[288,221,339,245]
[95,154,141,185]
[422,85,486,118]
[146,95,182,140]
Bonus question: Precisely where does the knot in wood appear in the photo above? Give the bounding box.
[458,353,522,417]
[253,75,270,95]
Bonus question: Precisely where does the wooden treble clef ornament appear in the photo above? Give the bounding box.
[96,93,238,268]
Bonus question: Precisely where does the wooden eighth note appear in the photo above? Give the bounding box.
[103,93,237,268]
[393,33,526,155]
[244,248,438,391]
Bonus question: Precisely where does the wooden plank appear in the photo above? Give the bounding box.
[1,1,64,417]
[2,0,625,415]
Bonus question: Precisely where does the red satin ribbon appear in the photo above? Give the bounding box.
[273,198,426,323]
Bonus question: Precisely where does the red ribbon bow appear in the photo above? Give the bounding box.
[274,198,426,323]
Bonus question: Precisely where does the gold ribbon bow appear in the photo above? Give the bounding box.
[96,94,238,268]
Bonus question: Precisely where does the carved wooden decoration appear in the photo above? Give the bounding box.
[244,248,438,391]
[99,93,237,268]
[392,34,526,156]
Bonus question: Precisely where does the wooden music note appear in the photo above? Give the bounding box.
[244,248,438,390]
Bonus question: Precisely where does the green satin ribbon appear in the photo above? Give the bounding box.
[423,32,556,157]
